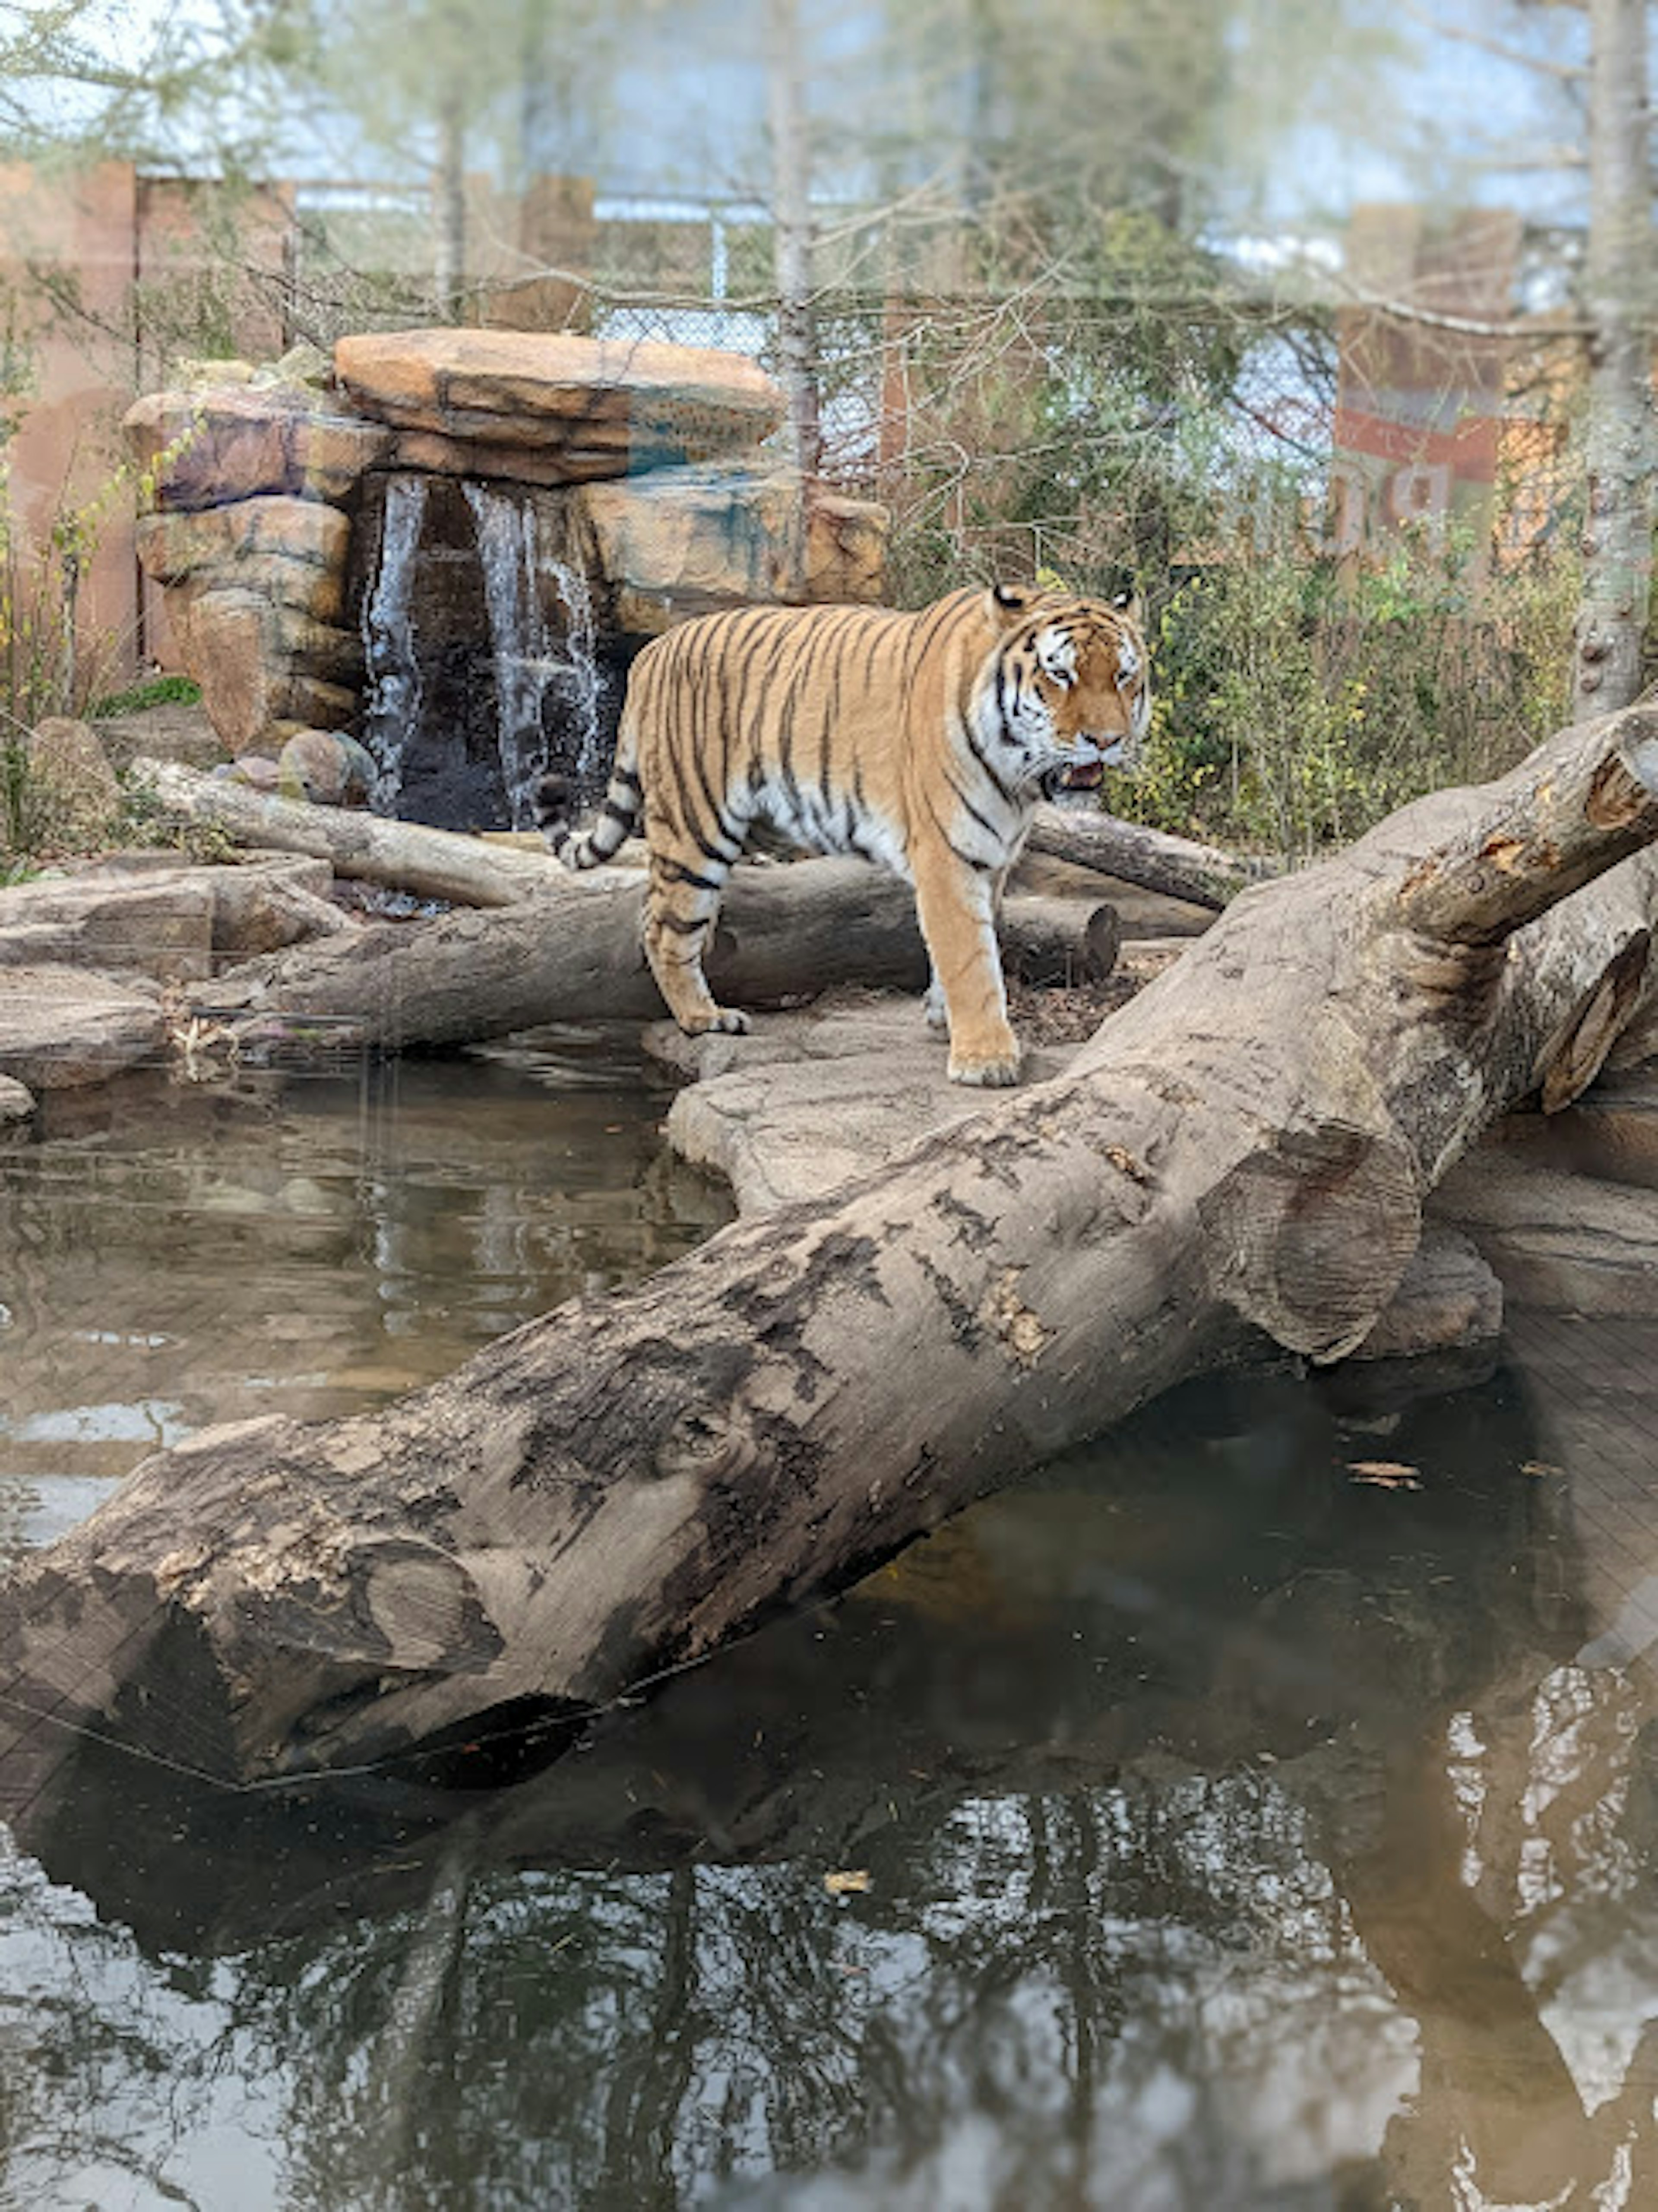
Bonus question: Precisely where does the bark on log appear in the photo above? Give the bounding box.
[133,758,560,908]
[4,705,1658,1805]
[182,866,1113,1060]
[999,895,1121,986]
[139,757,1241,926]
[1026,802,1275,911]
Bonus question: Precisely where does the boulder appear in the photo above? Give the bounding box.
[221,753,282,793]
[334,327,786,475]
[90,697,225,773]
[0,869,215,981]
[0,854,350,990]
[1431,1149,1658,1317]
[168,589,358,750]
[577,465,887,633]
[135,497,352,602]
[0,1073,35,1128]
[649,1000,1076,1214]
[124,386,392,511]
[276,729,374,807]
[0,965,166,1089]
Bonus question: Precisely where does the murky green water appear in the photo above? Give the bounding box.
[3,1048,1657,2210]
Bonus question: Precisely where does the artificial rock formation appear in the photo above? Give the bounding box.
[126,330,889,815]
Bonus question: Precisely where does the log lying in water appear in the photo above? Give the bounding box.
[3,705,1657,1804]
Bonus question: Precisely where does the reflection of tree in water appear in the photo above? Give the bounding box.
[5,1363,1658,2207]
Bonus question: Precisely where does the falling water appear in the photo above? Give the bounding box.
[463,482,608,827]
[359,474,429,815]
[546,551,606,796]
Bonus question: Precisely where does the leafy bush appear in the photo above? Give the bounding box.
[91,674,203,718]
[1108,526,1580,857]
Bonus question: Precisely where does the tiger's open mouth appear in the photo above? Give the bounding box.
[1038,758,1106,803]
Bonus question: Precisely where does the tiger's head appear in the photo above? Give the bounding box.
[984,582,1151,797]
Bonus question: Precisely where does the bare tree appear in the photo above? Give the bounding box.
[1571,0,1655,718]
[765,0,823,480]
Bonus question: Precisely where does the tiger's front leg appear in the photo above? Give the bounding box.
[642,846,750,1038]
[911,851,1022,1086]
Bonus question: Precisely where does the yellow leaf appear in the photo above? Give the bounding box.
[1347,1460,1422,1490]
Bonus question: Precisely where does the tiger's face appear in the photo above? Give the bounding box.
[989,585,1151,796]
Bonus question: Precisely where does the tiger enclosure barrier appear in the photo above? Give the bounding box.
[3,702,1658,1808]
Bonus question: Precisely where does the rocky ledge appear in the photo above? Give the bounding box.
[126,330,888,778]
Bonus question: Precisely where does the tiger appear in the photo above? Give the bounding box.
[535,581,1150,1086]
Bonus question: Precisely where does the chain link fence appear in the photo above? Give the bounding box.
[274,178,1597,852]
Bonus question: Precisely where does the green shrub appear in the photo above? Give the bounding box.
[1101,527,1580,859]
[91,674,203,718]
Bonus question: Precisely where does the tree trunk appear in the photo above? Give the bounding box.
[766,0,822,487]
[3,704,1658,1805]
[136,759,562,907]
[193,856,936,1052]
[1571,0,1655,718]
[433,89,468,323]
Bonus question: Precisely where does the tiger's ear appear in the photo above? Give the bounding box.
[1112,587,1145,632]
[987,582,1034,630]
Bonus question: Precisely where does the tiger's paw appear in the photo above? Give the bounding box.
[682,1007,751,1038]
[947,1046,1022,1087]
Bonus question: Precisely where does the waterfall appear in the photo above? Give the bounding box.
[463,482,607,828]
[359,473,428,816]
[545,551,606,797]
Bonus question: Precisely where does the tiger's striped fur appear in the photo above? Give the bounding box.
[536,582,1150,1085]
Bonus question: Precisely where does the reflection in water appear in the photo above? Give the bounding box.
[0,1033,730,1565]
[3,1062,1658,2207]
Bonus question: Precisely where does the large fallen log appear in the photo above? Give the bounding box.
[3,704,1657,1805]
[184,862,1121,1059]
[139,756,1246,920]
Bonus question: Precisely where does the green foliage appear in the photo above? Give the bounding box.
[91,674,203,718]
[1104,525,1580,858]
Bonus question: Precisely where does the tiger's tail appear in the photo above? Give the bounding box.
[532,732,642,870]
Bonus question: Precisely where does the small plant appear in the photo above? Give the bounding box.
[91,673,202,718]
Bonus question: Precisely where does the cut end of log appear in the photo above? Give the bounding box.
[1197,1126,1422,1364]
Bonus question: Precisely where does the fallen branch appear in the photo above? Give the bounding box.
[1026,803,1275,911]
[133,758,559,908]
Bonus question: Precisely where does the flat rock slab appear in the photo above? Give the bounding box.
[648,1001,1079,1214]
[124,386,392,510]
[334,328,785,475]
[0,855,345,981]
[1485,1065,1658,1190]
[0,965,166,1090]
[1433,1149,1658,1317]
